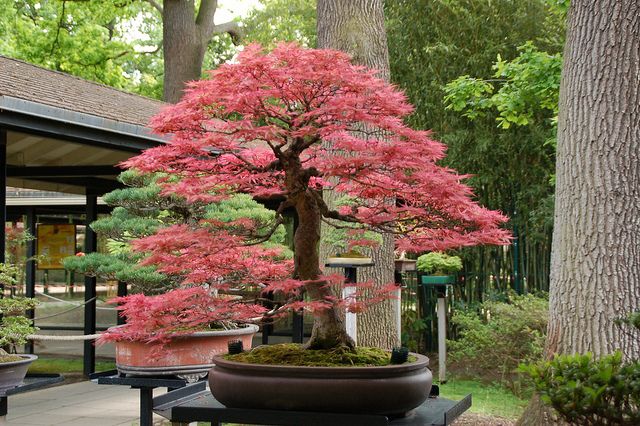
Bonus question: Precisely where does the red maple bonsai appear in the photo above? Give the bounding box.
[123,43,511,351]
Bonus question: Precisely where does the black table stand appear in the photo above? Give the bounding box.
[153,383,472,426]
[91,370,198,426]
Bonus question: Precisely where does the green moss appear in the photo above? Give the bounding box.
[0,355,24,363]
[225,344,416,367]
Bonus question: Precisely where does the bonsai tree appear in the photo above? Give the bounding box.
[416,252,463,276]
[123,43,511,351]
[0,263,38,360]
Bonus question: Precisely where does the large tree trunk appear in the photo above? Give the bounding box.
[162,0,241,103]
[317,0,398,349]
[519,1,640,424]
[163,1,205,104]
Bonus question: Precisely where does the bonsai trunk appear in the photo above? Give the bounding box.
[293,192,355,350]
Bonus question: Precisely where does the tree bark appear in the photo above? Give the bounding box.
[547,0,640,361]
[519,1,640,423]
[286,153,354,350]
[162,0,241,103]
[317,0,398,349]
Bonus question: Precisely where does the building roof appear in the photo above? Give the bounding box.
[0,55,168,195]
[0,55,164,127]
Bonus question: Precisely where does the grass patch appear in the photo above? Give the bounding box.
[27,357,115,374]
[225,343,415,367]
[437,378,527,420]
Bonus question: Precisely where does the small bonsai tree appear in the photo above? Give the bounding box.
[416,252,463,276]
[0,263,38,360]
[122,43,511,351]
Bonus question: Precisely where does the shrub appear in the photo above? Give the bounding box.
[448,293,548,392]
[416,252,463,275]
[522,352,640,425]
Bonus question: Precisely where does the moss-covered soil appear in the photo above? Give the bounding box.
[0,355,24,363]
[225,343,416,367]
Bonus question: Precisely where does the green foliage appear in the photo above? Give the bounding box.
[65,170,292,293]
[401,308,428,353]
[416,252,463,275]
[444,43,562,130]
[387,0,564,294]
[0,287,38,350]
[448,293,548,391]
[522,352,640,425]
[242,0,316,48]
[0,0,164,98]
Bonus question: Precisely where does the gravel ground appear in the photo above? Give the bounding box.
[453,412,516,426]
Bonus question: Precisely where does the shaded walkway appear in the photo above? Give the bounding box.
[3,380,165,425]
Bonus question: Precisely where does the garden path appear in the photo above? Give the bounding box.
[2,380,169,425]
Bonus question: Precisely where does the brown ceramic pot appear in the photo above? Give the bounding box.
[209,352,432,415]
[0,354,37,396]
[114,324,258,380]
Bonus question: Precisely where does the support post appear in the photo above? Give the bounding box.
[116,281,127,325]
[343,267,358,345]
[437,287,447,383]
[0,129,6,266]
[83,193,98,376]
[139,387,153,426]
[25,208,36,354]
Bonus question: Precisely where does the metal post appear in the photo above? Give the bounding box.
[343,267,357,345]
[0,129,6,266]
[292,310,304,343]
[437,287,447,383]
[513,219,521,294]
[139,387,153,426]
[116,280,127,325]
[25,208,36,354]
[83,193,97,376]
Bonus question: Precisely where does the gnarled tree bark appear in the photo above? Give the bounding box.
[519,1,640,424]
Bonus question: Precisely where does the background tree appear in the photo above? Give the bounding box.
[0,0,164,97]
[0,0,240,101]
[243,0,316,49]
[520,1,640,423]
[387,0,565,297]
[316,0,398,349]
[157,0,241,102]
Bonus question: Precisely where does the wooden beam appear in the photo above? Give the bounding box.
[7,165,120,178]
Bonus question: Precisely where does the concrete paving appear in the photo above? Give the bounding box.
[2,380,171,426]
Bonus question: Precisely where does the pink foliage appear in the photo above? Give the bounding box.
[117,44,511,336]
[99,287,266,345]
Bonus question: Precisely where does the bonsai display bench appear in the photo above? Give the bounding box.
[0,374,64,419]
[153,381,472,426]
[91,370,199,426]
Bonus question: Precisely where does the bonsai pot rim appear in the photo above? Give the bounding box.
[212,352,429,377]
[0,354,38,396]
[0,354,38,366]
[108,323,259,341]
